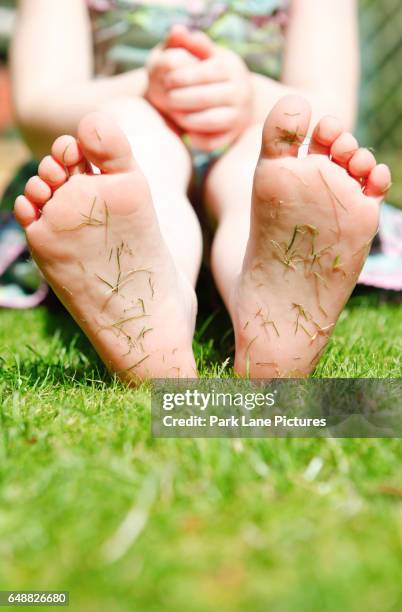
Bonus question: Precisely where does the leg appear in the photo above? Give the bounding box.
[205,95,390,377]
[98,97,202,287]
[15,111,199,380]
[205,123,262,304]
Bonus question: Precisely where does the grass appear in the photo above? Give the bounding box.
[0,289,401,612]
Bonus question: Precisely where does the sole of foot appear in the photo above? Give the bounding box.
[15,112,197,382]
[232,95,391,378]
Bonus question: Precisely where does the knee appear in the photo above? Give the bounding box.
[97,96,192,188]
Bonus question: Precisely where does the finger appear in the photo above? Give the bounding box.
[165,25,214,60]
[187,31,216,60]
[165,25,191,49]
[172,107,237,132]
[167,82,235,112]
[158,48,199,72]
[164,58,225,89]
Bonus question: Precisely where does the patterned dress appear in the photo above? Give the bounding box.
[88,0,290,79]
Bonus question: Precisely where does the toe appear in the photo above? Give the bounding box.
[261,95,311,159]
[365,164,391,198]
[14,195,39,227]
[309,116,343,155]
[38,155,68,188]
[348,148,377,180]
[330,132,358,167]
[52,135,83,167]
[77,112,136,174]
[24,176,52,206]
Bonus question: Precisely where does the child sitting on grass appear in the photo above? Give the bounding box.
[11,0,391,380]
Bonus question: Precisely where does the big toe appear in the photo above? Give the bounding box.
[261,95,312,159]
[77,112,136,174]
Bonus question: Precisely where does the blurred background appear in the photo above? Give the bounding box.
[0,0,27,205]
[0,0,402,207]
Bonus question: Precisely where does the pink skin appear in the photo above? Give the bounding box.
[15,112,197,382]
[147,25,254,151]
[15,96,391,380]
[208,96,390,377]
[145,45,199,118]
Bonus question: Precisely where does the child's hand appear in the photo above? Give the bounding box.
[163,27,254,151]
[145,45,198,117]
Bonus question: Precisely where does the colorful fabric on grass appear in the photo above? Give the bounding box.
[0,214,48,309]
[359,203,402,291]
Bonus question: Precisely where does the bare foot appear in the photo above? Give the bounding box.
[14,112,197,381]
[232,95,391,377]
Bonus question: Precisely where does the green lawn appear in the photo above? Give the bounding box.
[0,290,401,612]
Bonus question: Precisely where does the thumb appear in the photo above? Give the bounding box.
[165,25,214,60]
